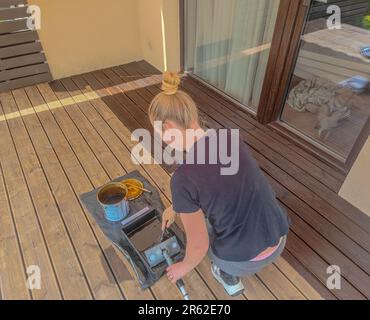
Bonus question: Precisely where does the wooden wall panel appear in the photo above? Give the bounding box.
[0,1,52,92]
[0,6,28,20]
[0,0,28,7]
[0,30,38,47]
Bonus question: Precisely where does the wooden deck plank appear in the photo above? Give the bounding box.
[21,85,126,300]
[0,6,29,21]
[33,82,152,300]
[0,0,28,8]
[268,176,370,296]
[274,256,322,300]
[0,162,30,300]
[278,198,366,299]
[0,42,42,59]
[257,263,306,300]
[9,88,93,299]
[242,275,277,300]
[0,30,38,47]
[1,61,368,299]
[48,81,188,298]
[44,82,124,180]
[285,231,365,299]
[0,93,62,299]
[281,250,336,300]
[284,201,369,289]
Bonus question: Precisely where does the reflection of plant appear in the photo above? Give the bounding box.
[363,15,370,29]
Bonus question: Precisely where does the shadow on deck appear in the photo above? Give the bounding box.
[0,60,369,300]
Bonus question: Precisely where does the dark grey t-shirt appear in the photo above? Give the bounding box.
[171,129,291,262]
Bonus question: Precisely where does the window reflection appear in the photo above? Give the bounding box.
[281,1,370,160]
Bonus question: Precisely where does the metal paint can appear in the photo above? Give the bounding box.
[97,182,130,222]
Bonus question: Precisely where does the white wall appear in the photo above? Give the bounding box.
[340,136,370,216]
[137,0,181,72]
[29,0,181,79]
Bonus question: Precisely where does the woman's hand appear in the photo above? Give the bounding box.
[165,210,209,284]
[162,206,176,230]
[166,262,192,283]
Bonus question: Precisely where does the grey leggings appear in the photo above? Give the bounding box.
[206,220,287,277]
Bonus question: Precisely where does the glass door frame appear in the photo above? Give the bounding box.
[259,0,370,172]
[179,0,306,117]
[180,0,369,173]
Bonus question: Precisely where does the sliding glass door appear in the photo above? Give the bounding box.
[279,0,370,162]
[184,0,280,112]
[184,0,370,166]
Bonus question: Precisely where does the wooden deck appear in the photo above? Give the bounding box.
[0,61,369,300]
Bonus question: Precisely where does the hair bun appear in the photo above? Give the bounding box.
[162,72,180,95]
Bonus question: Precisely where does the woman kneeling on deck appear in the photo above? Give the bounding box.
[148,72,291,297]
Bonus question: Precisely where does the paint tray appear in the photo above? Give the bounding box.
[120,208,186,288]
[80,170,185,289]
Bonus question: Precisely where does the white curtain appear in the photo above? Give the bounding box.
[185,0,280,109]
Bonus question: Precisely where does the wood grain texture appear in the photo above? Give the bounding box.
[0,31,38,47]
[0,92,61,299]
[0,72,51,92]
[0,6,29,20]
[0,7,51,93]
[0,42,42,59]
[1,52,46,70]
[1,61,368,299]
[0,19,28,35]
[0,0,28,8]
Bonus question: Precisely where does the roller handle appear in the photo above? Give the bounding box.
[162,249,190,300]
[176,279,190,300]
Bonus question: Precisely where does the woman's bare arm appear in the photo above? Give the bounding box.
[180,210,210,269]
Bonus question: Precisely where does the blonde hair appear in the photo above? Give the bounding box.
[148,72,199,129]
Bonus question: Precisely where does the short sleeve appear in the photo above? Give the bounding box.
[170,171,200,214]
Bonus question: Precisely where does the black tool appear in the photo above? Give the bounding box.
[158,227,168,244]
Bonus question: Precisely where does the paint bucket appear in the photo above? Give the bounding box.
[97,182,130,222]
